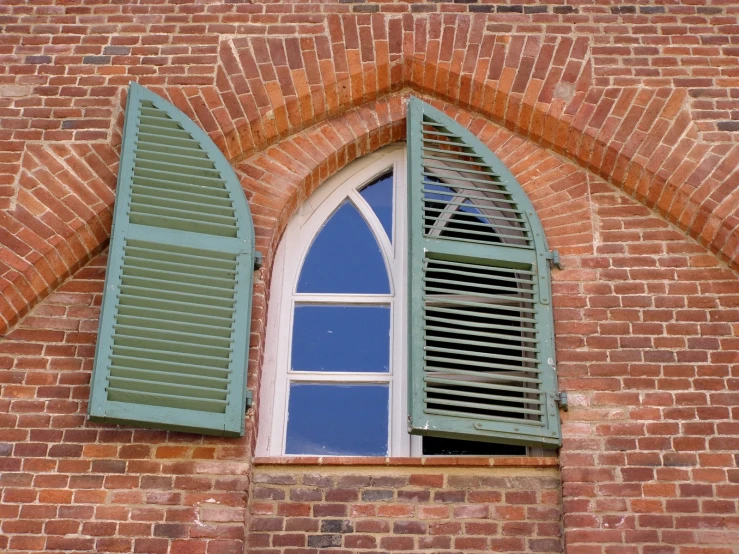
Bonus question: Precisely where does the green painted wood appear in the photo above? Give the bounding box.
[407,96,561,448]
[89,83,255,437]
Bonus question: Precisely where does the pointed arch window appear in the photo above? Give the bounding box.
[262,150,406,455]
[259,98,562,456]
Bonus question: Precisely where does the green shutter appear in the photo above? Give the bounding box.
[88,83,256,437]
[407,97,561,448]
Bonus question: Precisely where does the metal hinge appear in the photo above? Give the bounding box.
[254,251,263,271]
[245,389,253,411]
[555,391,568,412]
[544,250,563,270]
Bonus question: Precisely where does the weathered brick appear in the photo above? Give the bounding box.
[307,534,341,548]
[361,489,394,501]
[320,519,353,533]
[82,56,111,65]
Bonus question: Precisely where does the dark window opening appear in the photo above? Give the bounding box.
[422,435,526,456]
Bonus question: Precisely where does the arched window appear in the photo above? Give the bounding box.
[259,146,412,456]
[258,98,562,456]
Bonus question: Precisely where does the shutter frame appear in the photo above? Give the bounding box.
[407,97,561,448]
[89,83,255,437]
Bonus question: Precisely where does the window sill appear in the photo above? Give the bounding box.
[253,456,558,468]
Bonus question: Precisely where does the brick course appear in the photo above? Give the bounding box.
[0,2,738,554]
[247,465,562,553]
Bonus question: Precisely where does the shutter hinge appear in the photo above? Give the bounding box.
[254,251,263,271]
[245,389,253,411]
[544,250,563,270]
[555,391,569,412]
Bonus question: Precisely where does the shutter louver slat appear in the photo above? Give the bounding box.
[130,195,235,217]
[425,376,542,395]
[110,366,229,387]
[132,179,232,201]
[135,159,223,179]
[89,83,255,436]
[407,97,561,448]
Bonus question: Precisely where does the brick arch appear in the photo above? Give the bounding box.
[2,23,738,335]
[0,143,117,335]
[233,92,596,272]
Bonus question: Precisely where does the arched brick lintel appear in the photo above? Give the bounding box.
[234,92,597,273]
[229,85,738,275]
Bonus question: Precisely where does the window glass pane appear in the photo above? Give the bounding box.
[359,172,393,242]
[297,201,390,294]
[285,384,389,455]
[292,305,390,372]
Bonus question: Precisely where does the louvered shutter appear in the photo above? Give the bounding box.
[407,97,561,448]
[88,83,256,437]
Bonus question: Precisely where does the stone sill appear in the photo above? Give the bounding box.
[253,456,558,468]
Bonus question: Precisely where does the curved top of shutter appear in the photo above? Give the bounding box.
[117,82,254,240]
[88,83,255,437]
[407,97,549,256]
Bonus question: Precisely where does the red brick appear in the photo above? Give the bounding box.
[408,474,444,487]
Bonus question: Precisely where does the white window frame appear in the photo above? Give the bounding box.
[257,145,422,457]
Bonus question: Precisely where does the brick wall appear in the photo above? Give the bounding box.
[247,463,562,553]
[0,2,738,554]
[559,184,739,554]
[0,254,252,554]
